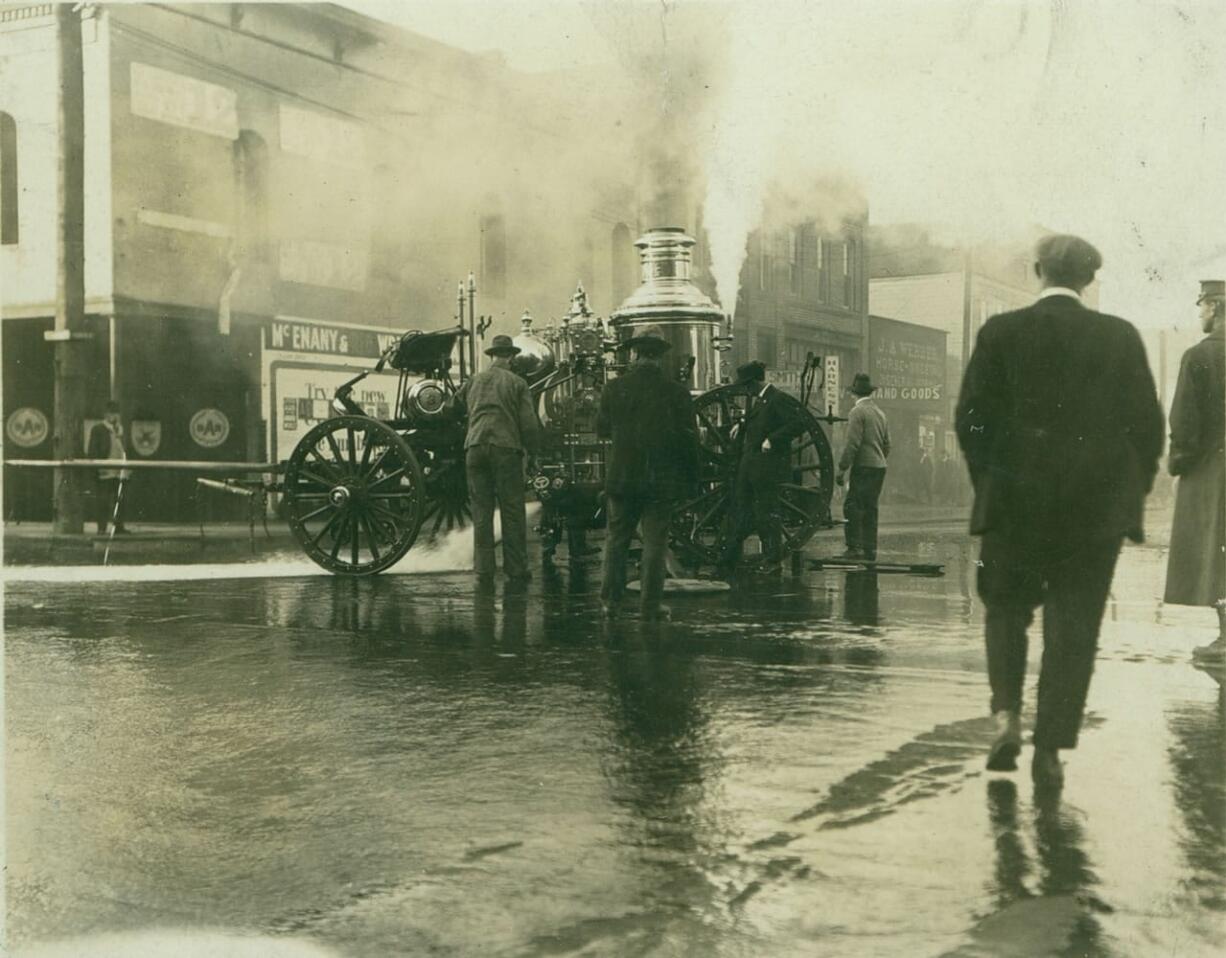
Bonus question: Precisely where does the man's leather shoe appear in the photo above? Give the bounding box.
[986,710,1022,771]
[1192,636,1226,666]
[1031,747,1064,789]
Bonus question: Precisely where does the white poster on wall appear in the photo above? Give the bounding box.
[270,363,402,463]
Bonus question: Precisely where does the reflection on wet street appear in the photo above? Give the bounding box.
[6,531,1224,957]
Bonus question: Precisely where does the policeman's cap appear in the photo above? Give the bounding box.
[1198,280,1225,304]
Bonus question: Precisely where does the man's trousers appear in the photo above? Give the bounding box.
[844,465,886,557]
[601,493,672,614]
[977,534,1123,750]
[466,444,529,578]
[720,456,784,569]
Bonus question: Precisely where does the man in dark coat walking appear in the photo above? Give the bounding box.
[836,373,891,560]
[1164,279,1226,666]
[597,324,699,620]
[455,334,540,581]
[956,234,1164,788]
[718,360,804,576]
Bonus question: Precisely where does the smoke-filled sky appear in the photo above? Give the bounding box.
[345,0,1225,332]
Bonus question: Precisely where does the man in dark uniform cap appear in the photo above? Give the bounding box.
[957,233,1164,788]
[597,324,700,620]
[717,360,804,576]
[1164,279,1226,666]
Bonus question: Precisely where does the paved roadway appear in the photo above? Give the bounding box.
[5,526,1223,957]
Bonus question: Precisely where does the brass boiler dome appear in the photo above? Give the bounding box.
[509,309,556,383]
[609,227,725,392]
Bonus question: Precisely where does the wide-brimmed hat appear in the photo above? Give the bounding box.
[622,324,671,354]
[1197,279,1225,304]
[849,373,876,396]
[737,361,766,384]
[484,334,521,357]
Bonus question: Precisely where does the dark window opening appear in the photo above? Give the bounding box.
[234,130,268,262]
[1,112,18,246]
[611,222,635,306]
[480,213,506,299]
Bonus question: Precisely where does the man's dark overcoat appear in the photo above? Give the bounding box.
[597,360,699,501]
[1164,326,1225,606]
[956,294,1165,553]
[737,384,804,480]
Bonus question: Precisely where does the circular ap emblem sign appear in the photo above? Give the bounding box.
[6,407,50,448]
[189,408,230,449]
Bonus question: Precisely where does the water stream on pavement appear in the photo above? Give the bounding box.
[6,531,1223,956]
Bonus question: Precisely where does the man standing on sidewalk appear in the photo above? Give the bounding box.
[1164,279,1226,666]
[87,400,131,535]
[836,373,890,560]
[455,334,540,582]
[597,325,699,621]
[956,234,1164,788]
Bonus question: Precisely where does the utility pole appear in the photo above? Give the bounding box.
[50,4,89,533]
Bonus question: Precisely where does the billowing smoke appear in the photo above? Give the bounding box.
[694,0,1226,329]
[351,0,1226,335]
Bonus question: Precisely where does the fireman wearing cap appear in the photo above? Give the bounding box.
[1165,279,1226,666]
[717,360,803,577]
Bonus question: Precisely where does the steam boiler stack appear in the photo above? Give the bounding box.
[609,228,726,392]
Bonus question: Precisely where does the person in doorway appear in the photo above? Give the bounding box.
[87,400,131,535]
[597,325,699,621]
[1164,279,1226,666]
[918,442,935,505]
[935,449,959,505]
[717,361,805,577]
[454,334,540,582]
[836,373,891,560]
[956,234,1164,788]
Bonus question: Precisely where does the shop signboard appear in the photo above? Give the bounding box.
[270,362,401,463]
[867,316,946,410]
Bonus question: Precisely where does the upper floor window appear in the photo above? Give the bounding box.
[1,112,17,246]
[234,130,268,262]
[480,213,506,299]
[788,228,801,295]
[611,222,635,306]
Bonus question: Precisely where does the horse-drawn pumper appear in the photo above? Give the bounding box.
[277,227,841,575]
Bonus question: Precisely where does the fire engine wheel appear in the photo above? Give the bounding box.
[419,452,471,539]
[670,382,834,569]
[284,416,425,576]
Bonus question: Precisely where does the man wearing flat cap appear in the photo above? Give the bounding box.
[597,324,699,620]
[836,372,891,560]
[956,233,1164,788]
[717,360,805,576]
[1164,279,1226,666]
[454,333,541,582]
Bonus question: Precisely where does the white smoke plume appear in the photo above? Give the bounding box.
[697,0,1226,329]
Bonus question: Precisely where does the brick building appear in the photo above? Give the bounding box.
[0,3,638,520]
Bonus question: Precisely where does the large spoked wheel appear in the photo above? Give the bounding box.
[418,450,471,540]
[670,382,834,569]
[284,416,425,575]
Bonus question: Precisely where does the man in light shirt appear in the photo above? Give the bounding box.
[835,373,891,561]
[956,234,1164,789]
